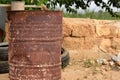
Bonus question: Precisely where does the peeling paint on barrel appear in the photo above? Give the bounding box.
[8,10,62,80]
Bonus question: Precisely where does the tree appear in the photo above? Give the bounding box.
[0,0,120,17]
[48,0,120,17]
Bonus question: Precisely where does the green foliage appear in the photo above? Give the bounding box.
[64,11,120,20]
[24,0,47,5]
[0,0,11,4]
[0,0,48,5]
[0,0,48,10]
[0,0,120,17]
[51,0,120,17]
[83,59,96,68]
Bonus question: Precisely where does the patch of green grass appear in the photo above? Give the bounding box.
[83,59,97,68]
[83,59,102,75]
[63,11,120,20]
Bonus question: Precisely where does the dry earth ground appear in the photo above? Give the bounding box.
[0,50,120,80]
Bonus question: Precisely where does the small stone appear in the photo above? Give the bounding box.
[97,59,109,65]
[117,66,120,69]
[96,59,102,64]
[109,61,114,66]
[116,61,120,66]
[69,62,72,65]
[117,53,120,61]
[104,67,111,71]
[111,55,118,61]
[112,53,120,66]
[103,60,109,65]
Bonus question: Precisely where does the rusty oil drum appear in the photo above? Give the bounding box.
[8,10,62,80]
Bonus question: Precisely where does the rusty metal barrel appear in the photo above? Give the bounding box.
[8,10,62,80]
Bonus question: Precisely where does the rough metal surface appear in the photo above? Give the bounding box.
[8,10,62,80]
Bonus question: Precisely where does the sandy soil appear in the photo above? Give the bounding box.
[62,59,120,80]
[0,74,9,80]
[61,50,120,80]
[0,51,120,80]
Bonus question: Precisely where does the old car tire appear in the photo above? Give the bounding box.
[0,42,8,61]
[61,47,70,68]
[0,42,8,47]
[0,61,9,73]
[0,42,9,73]
[0,47,8,61]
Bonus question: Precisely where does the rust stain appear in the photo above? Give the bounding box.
[8,10,62,80]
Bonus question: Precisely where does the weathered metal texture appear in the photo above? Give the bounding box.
[8,10,62,80]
